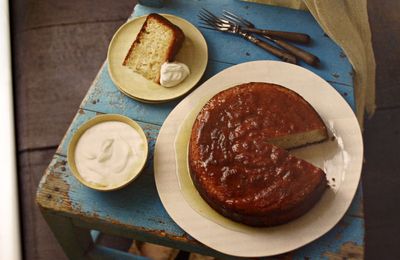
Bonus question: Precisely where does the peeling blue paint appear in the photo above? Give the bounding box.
[40,0,363,258]
[134,0,353,85]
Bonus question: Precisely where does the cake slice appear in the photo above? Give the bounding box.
[256,83,328,149]
[123,13,185,83]
[188,82,329,226]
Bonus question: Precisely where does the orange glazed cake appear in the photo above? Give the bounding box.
[123,13,185,83]
[188,82,328,227]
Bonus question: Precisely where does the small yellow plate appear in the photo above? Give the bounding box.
[67,114,148,191]
[107,14,208,102]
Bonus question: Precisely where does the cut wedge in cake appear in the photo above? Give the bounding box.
[188,82,329,227]
[123,13,185,83]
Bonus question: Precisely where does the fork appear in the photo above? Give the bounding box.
[223,10,320,66]
[222,10,311,44]
[198,9,297,64]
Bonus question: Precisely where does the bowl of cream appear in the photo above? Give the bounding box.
[68,114,148,191]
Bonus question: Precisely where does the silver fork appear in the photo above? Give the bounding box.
[222,10,310,44]
[223,10,320,66]
[198,9,297,64]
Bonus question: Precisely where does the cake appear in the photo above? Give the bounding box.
[188,82,328,227]
[123,13,185,83]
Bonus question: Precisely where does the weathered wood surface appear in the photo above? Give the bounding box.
[19,149,67,260]
[362,107,400,259]
[13,0,136,151]
[41,109,364,214]
[362,1,400,259]
[38,150,365,259]
[35,0,366,258]
[14,21,131,151]
[89,245,150,260]
[41,213,93,260]
[21,0,137,30]
[13,0,400,258]
[133,0,354,86]
[12,0,137,259]
[77,63,354,131]
[367,1,400,108]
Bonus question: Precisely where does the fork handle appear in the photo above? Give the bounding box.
[264,36,320,66]
[242,33,297,64]
[245,28,310,44]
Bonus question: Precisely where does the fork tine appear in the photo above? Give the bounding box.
[222,10,253,27]
[199,25,220,31]
[197,13,216,26]
[198,8,235,33]
[198,12,215,21]
[222,13,242,25]
[198,20,230,32]
[222,11,241,23]
[198,10,215,22]
[198,20,214,28]
[198,11,218,25]
[197,13,210,22]
[198,17,220,29]
[201,8,220,20]
[198,9,231,29]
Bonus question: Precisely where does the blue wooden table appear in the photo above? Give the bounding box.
[36,1,364,259]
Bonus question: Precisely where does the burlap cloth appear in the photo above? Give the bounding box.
[245,0,376,127]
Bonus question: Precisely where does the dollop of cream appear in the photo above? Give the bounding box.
[160,62,190,87]
[74,121,145,188]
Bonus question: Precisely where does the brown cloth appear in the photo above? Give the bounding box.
[245,0,376,127]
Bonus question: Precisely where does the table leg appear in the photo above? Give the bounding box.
[41,211,93,260]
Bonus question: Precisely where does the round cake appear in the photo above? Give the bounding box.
[188,82,328,227]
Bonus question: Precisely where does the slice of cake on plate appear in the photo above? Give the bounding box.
[123,13,185,83]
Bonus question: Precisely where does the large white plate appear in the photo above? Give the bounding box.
[154,61,363,257]
[108,14,208,103]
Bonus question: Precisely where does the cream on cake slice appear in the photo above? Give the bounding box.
[123,13,185,83]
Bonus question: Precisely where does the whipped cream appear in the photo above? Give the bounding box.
[74,121,145,188]
[160,62,190,87]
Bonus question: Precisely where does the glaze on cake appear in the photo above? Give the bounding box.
[188,82,328,226]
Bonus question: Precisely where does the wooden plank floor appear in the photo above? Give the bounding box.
[11,1,136,259]
[362,1,400,259]
[11,0,400,259]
